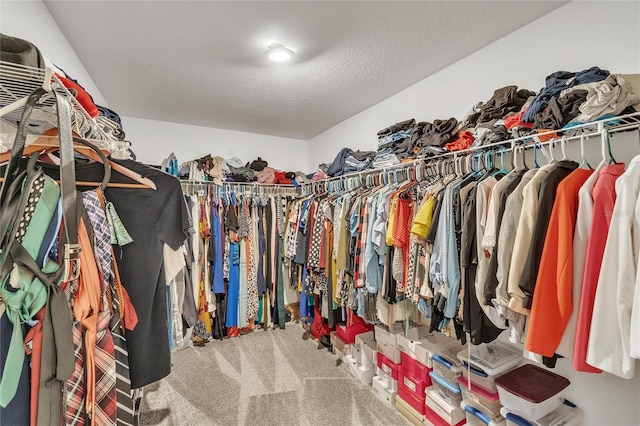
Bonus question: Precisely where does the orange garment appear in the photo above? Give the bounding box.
[504,111,534,130]
[444,131,475,151]
[537,129,559,142]
[75,219,103,425]
[525,169,593,357]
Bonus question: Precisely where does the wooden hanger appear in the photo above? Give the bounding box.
[0,129,157,190]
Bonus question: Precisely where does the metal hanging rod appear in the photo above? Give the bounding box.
[180,180,298,196]
[301,111,640,190]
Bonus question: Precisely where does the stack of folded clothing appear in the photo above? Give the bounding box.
[477,85,536,128]
[226,157,257,182]
[566,74,639,124]
[343,150,376,173]
[326,148,353,177]
[416,118,458,147]
[523,67,610,124]
[376,119,416,164]
[530,73,639,130]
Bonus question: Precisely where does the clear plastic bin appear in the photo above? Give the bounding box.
[432,350,463,382]
[457,341,522,376]
[462,401,506,426]
[429,371,462,406]
[459,376,502,417]
[501,400,583,426]
[495,364,569,421]
[462,361,500,394]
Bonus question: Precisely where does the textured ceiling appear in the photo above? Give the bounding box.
[44,1,566,140]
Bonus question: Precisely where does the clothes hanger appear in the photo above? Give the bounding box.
[0,130,157,190]
[604,130,619,165]
[579,135,593,170]
[533,139,541,168]
[560,136,568,160]
[496,147,509,175]
[0,132,115,189]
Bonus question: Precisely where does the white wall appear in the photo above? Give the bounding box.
[0,0,107,106]
[121,116,307,171]
[308,1,640,169]
[0,0,307,171]
[307,1,640,424]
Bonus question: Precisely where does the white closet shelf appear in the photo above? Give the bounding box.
[0,60,127,154]
[305,111,640,189]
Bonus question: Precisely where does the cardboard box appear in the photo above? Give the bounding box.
[345,354,375,386]
[376,367,399,392]
[399,379,427,415]
[336,321,374,344]
[377,350,400,380]
[425,387,466,426]
[377,340,402,364]
[398,332,461,368]
[396,396,426,426]
[330,331,351,360]
[373,375,398,407]
[374,322,406,348]
[355,331,377,367]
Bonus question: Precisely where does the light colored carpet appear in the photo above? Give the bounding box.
[139,325,411,426]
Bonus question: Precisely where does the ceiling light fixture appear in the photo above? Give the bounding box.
[265,43,295,62]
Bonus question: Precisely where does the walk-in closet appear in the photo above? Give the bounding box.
[1,1,640,425]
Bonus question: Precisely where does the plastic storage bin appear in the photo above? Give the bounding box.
[457,342,522,393]
[501,400,583,426]
[458,377,502,417]
[462,402,506,426]
[426,387,466,426]
[461,363,500,394]
[494,364,570,421]
[429,371,462,406]
[432,350,463,383]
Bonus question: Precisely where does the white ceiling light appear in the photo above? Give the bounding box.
[265,43,295,62]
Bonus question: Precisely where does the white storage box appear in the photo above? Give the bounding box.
[426,387,466,426]
[330,331,351,359]
[494,365,570,421]
[373,375,397,407]
[462,401,506,426]
[355,331,377,367]
[346,354,375,386]
[500,400,583,426]
[377,340,402,364]
[376,366,399,392]
[375,322,406,348]
[398,332,461,368]
[396,394,426,426]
